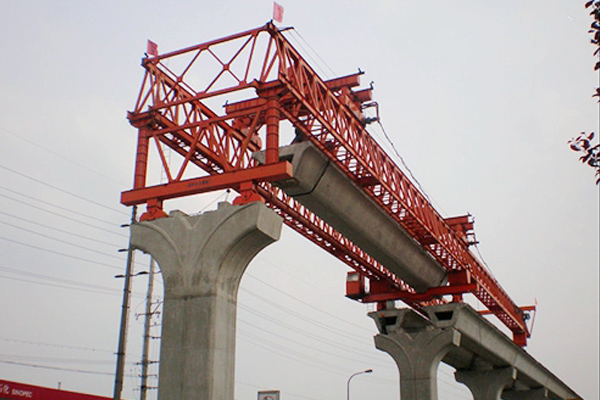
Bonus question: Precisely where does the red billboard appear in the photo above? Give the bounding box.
[0,380,110,400]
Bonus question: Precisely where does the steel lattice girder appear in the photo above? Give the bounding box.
[122,22,529,345]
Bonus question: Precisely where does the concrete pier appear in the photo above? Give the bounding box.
[369,308,461,399]
[131,202,282,400]
[368,304,581,400]
[455,367,516,400]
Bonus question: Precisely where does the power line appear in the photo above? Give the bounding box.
[0,182,123,226]
[0,273,122,297]
[240,286,373,346]
[0,337,113,354]
[0,163,128,217]
[0,235,122,271]
[237,303,376,360]
[0,219,123,261]
[252,255,354,304]
[0,206,153,271]
[244,271,373,334]
[0,189,126,236]
[0,359,135,378]
[0,210,121,247]
[237,332,349,378]
[0,265,146,299]
[0,125,128,187]
[237,333,399,396]
[0,353,117,365]
[237,317,387,369]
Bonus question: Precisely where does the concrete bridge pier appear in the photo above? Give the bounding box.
[368,308,461,400]
[454,367,517,400]
[131,202,282,400]
[369,304,580,400]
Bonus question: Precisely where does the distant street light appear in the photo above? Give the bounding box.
[347,369,373,400]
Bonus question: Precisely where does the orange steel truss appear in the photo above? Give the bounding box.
[121,23,530,346]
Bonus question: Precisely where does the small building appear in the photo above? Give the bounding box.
[0,380,110,400]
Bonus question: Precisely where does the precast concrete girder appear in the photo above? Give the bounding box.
[423,304,581,399]
[368,304,581,400]
[130,202,282,400]
[255,141,447,292]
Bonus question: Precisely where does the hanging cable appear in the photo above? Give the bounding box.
[285,28,337,78]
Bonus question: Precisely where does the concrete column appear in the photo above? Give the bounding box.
[368,308,461,400]
[503,388,549,400]
[455,367,517,400]
[131,202,282,400]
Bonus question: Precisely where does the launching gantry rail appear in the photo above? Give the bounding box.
[120,22,533,346]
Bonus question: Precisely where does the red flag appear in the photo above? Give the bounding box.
[147,40,158,57]
[273,2,284,23]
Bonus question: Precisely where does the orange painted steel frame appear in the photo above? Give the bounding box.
[122,23,530,346]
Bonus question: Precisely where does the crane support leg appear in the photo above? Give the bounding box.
[265,96,280,164]
[134,128,150,189]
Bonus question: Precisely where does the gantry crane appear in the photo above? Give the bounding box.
[120,23,532,346]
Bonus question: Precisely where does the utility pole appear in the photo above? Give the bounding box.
[113,206,137,400]
[140,257,156,400]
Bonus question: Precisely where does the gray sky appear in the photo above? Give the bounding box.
[0,1,598,400]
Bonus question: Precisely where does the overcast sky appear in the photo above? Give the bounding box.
[0,1,598,400]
